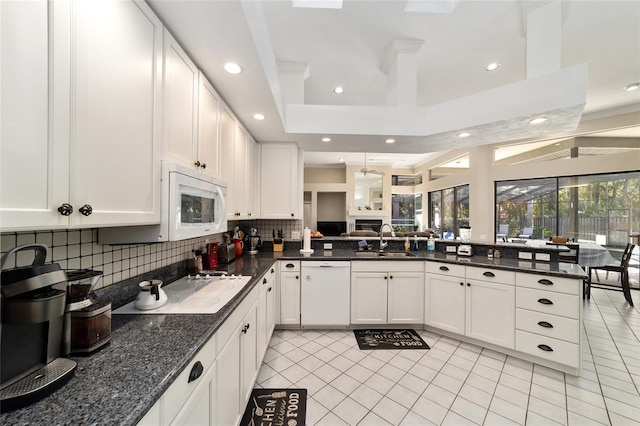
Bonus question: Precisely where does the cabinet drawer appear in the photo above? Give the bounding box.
[516,272,580,295]
[280,261,300,272]
[425,262,465,277]
[516,287,579,319]
[516,308,579,343]
[351,260,424,273]
[163,335,217,423]
[466,267,515,285]
[516,330,579,368]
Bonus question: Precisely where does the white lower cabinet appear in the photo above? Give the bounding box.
[425,263,515,350]
[139,271,278,426]
[351,262,424,325]
[279,261,301,326]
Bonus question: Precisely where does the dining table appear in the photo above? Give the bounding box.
[525,239,616,267]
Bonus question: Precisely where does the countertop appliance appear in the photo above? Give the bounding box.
[301,261,350,327]
[99,163,227,244]
[113,274,251,315]
[62,270,111,355]
[0,245,77,412]
[457,244,473,256]
[217,243,236,264]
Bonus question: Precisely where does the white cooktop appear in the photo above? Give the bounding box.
[113,274,252,315]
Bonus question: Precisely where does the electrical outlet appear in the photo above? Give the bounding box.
[446,245,457,253]
[518,251,533,260]
[323,243,333,250]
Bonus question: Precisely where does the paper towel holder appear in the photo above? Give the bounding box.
[300,227,314,254]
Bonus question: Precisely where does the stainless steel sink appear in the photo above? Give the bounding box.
[353,251,415,257]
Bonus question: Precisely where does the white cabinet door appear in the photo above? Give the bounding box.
[170,363,214,426]
[71,0,162,227]
[388,272,424,324]
[245,134,258,218]
[260,143,300,219]
[234,124,248,217]
[220,107,236,219]
[424,274,466,335]
[266,274,276,336]
[197,71,221,178]
[0,0,70,230]
[351,272,388,324]
[280,271,301,326]
[240,303,258,406]
[215,330,241,426]
[257,278,268,366]
[465,279,515,349]
[162,28,198,170]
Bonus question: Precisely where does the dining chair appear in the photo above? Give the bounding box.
[496,224,509,240]
[553,243,580,264]
[587,243,635,306]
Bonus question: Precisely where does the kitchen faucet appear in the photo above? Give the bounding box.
[379,223,396,253]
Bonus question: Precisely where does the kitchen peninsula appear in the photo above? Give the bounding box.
[0,240,586,425]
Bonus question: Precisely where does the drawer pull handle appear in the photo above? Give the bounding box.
[439,266,449,271]
[482,271,495,277]
[286,263,295,268]
[537,344,553,352]
[537,321,554,328]
[538,279,554,286]
[188,361,204,383]
[263,278,267,284]
[537,298,553,305]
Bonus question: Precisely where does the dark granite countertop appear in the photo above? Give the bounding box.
[0,247,585,425]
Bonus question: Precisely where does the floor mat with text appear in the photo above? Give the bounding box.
[354,329,430,350]
[240,388,307,426]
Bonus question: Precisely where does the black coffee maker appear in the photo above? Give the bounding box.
[0,244,77,412]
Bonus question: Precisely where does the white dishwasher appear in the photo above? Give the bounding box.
[301,261,350,327]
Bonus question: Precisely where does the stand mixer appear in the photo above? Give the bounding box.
[249,228,262,254]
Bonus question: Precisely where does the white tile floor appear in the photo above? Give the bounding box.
[255,288,640,425]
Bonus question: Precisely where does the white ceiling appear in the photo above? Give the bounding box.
[148,0,640,167]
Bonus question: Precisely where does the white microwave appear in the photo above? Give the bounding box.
[99,163,227,243]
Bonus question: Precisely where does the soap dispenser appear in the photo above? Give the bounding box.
[427,235,435,252]
[404,236,410,251]
[413,235,419,252]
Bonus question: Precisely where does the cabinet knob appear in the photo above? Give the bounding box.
[194,160,201,167]
[188,361,204,383]
[295,275,299,280]
[248,213,252,216]
[389,275,393,279]
[263,278,267,284]
[201,162,206,169]
[291,213,294,217]
[460,282,464,286]
[79,204,93,216]
[268,287,272,292]
[466,283,470,286]
[57,203,73,216]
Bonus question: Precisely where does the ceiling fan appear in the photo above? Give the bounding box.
[360,153,385,176]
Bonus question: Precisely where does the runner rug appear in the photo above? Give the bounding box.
[240,388,307,426]
[354,329,430,350]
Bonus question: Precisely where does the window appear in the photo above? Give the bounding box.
[392,193,421,230]
[428,184,470,238]
[495,171,639,247]
[392,174,423,186]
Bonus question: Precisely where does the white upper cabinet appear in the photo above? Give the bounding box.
[72,0,162,227]
[1,0,162,230]
[260,143,301,219]
[162,28,198,170]
[0,0,69,229]
[197,72,221,178]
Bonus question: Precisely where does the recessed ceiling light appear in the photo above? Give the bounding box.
[486,63,501,71]
[333,86,344,94]
[224,62,242,74]
[385,139,395,144]
[253,113,265,120]
[457,132,471,138]
[624,83,639,92]
[322,137,331,142]
[529,117,548,124]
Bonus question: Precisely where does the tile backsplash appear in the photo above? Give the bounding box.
[0,219,303,289]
